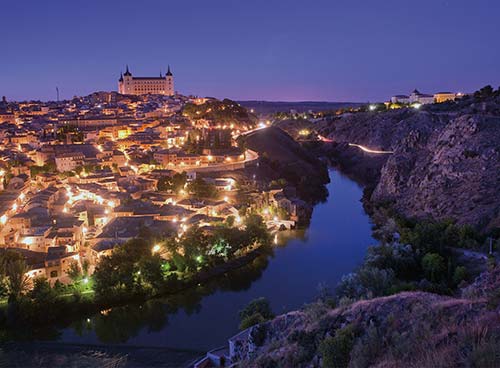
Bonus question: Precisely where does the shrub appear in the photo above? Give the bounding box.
[239,297,274,322]
[350,323,383,368]
[240,312,266,330]
[319,325,356,368]
[250,323,268,347]
[453,266,468,285]
[289,330,318,361]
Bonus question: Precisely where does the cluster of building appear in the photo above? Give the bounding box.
[391,89,463,105]
[0,71,303,287]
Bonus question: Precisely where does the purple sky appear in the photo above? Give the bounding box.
[1,0,499,102]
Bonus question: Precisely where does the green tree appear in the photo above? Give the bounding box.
[239,297,274,330]
[453,266,468,285]
[5,258,30,301]
[67,260,82,283]
[245,214,271,246]
[138,255,164,293]
[225,215,235,227]
[187,178,218,199]
[319,325,356,368]
[30,277,57,303]
[421,253,445,283]
[157,172,187,192]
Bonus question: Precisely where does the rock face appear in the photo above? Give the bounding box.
[235,267,500,367]
[317,103,500,230]
[243,126,329,203]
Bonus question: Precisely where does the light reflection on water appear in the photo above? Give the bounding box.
[58,169,375,352]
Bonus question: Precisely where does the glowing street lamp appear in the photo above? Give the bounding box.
[152,244,161,254]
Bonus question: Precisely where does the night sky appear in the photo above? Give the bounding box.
[1,0,499,102]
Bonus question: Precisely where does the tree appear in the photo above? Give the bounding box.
[225,215,235,227]
[239,297,274,330]
[138,255,164,293]
[187,178,218,199]
[157,172,187,192]
[82,259,90,276]
[474,85,494,99]
[245,214,270,246]
[453,266,468,285]
[67,260,82,283]
[30,277,57,303]
[421,253,445,283]
[5,258,30,301]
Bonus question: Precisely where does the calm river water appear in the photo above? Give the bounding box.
[58,169,375,354]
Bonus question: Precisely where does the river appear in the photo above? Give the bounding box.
[54,169,375,353]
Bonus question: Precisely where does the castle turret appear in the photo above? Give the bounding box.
[120,65,133,94]
[124,65,132,77]
[165,65,174,96]
[118,72,124,93]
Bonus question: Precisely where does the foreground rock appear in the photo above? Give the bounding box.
[233,266,500,367]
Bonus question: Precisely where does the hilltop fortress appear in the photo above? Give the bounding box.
[118,65,174,96]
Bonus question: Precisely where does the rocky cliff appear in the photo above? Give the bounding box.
[243,126,329,204]
[234,266,500,367]
[316,98,500,230]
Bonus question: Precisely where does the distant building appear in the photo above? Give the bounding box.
[390,95,410,104]
[409,89,434,104]
[434,92,457,103]
[118,65,174,96]
[392,89,460,105]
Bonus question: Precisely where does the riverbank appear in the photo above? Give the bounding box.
[0,236,274,341]
[10,169,371,356]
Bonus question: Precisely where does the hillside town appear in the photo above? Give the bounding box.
[0,87,303,289]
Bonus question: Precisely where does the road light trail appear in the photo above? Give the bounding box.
[348,143,394,154]
[317,135,333,142]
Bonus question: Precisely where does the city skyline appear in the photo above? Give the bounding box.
[1,0,500,102]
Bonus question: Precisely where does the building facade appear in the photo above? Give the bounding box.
[434,92,457,103]
[118,66,174,96]
[391,89,459,105]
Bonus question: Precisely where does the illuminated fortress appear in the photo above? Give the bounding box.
[118,65,174,96]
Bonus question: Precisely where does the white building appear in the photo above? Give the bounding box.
[55,152,84,172]
[391,89,435,105]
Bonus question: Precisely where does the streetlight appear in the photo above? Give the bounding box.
[152,244,161,254]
